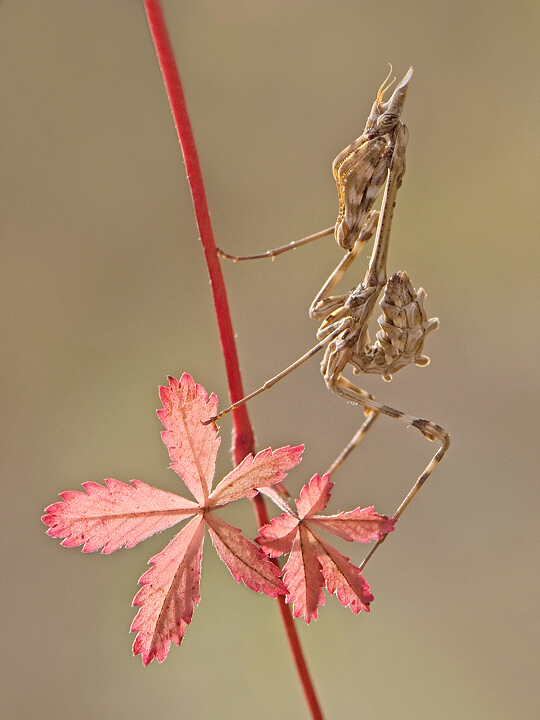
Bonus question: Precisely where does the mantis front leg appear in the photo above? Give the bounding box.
[309,210,380,320]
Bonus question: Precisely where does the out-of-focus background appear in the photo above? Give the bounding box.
[2,1,539,718]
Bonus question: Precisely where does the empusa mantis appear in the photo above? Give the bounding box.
[210,67,450,565]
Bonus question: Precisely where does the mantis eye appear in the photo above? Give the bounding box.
[376,112,399,132]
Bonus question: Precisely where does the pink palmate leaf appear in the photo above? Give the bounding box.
[205,513,286,597]
[295,473,333,518]
[311,531,373,613]
[256,513,299,557]
[43,374,304,663]
[308,506,396,543]
[282,525,325,623]
[131,514,205,665]
[43,478,199,553]
[209,445,303,508]
[158,374,220,504]
[257,473,393,621]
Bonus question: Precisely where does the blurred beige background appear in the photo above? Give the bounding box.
[2,1,539,718]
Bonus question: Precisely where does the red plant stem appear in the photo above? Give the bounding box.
[143,0,253,464]
[143,3,324,719]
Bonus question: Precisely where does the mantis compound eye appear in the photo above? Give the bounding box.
[376,112,399,132]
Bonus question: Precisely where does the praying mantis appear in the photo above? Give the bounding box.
[210,67,449,564]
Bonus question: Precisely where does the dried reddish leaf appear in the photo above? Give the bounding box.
[257,473,392,621]
[44,374,306,663]
[308,507,396,543]
[158,374,220,504]
[209,445,303,507]
[282,526,325,623]
[43,478,199,553]
[295,473,333,518]
[131,514,205,665]
[256,513,299,557]
[311,531,373,613]
[205,513,286,597]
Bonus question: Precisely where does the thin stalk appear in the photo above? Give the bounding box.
[143,3,324,719]
[143,0,253,464]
